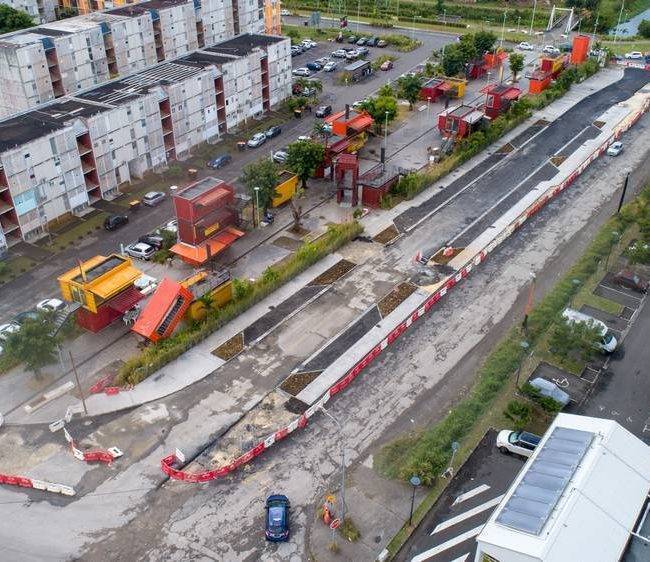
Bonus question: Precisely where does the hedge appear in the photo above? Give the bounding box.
[376,184,650,485]
[117,221,363,385]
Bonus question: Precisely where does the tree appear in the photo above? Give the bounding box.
[241,157,279,211]
[312,121,332,148]
[396,74,423,110]
[639,19,650,39]
[436,0,444,14]
[509,52,525,82]
[458,34,478,62]
[442,44,466,76]
[359,95,398,134]
[294,77,322,98]
[549,318,602,362]
[377,83,394,98]
[473,30,497,56]
[289,187,305,232]
[0,5,33,34]
[286,140,325,189]
[4,316,59,378]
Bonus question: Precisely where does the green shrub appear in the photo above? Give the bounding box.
[521,383,563,413]
[504,400,533,429]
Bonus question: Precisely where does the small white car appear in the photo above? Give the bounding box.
[345,50,359,60]
[496,430,541,458]
[624,51,643,60]
[0,322,20,341]
[280,8,290,15]
[134,274,158,296]
[273,150,288,163]
[607,141,623,157]
[296,135,311,142]
[125,242,155,260]
[36,298,66,313]
[518,41,534,51]
[142,191,165,206]
[247,133,267,148]
[542,45,560,55]
[292,67,311,77]
[323,61,338,72]
[331,49,347,58]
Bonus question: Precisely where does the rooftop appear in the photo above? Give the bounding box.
[108,0,191,17]
[176,177,230,202]
[344,59,371,72]
[0,100,110,152]
[206,33,284,57]
[178,51,237,68]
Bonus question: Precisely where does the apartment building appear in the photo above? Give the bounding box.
[0,34,290,247]
[2,0,57,24]
[0,0,263,117]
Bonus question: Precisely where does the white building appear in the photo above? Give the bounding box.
[476,414,650,562]
[1,0,57,24]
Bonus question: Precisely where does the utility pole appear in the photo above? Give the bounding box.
[320,406,346,523]
[614,0,625,43]
[69,351,88,415]
[500,11,507,49]
[522,273,535,337]
[617,173,630,214]
[529,0,537,36]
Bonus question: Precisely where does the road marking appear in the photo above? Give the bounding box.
[597,284,642,301]
[449,555,470,562]
[452,484,490,506]
[431,495,504,535]
[411,525,485,562]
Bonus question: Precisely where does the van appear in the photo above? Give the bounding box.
[561,308,617,353]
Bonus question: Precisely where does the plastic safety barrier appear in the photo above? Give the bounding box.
[0,472,76,496]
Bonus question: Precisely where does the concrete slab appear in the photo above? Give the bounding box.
[594,285,642,309]
[530,362,592,405]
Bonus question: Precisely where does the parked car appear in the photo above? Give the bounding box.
[496,430,541,458]
[345,50,359,60]
[347,35,358,44]
[562,308,617,353]
[13,310,41,325]
[529,377,570,407]
[36,298,66,313]
[315,104,332,118]
[265,125,282,139]
[125,242,155,260]
[296,135,312,142]
[280,8,290,15]
[0,322,20,341]
[306,61,322,71]
[247,133,267,148]
[207,154,232,169]
[351,100,365,109]
[613,270,648,293]
[356,37,367,46]
[160,219,178,235]
[542,45,560,55]
[265,495,290,541]
[302,39,317,49]
[518,41,534,51]
[624,51,643,60]
[331,49,347,58]
[138,233,164,250]
[377,39,387,47]
[104,214,128,231]
[273,150,288,164]
[558,42,572,53]
[380,59,394,71]
[323,61,338,72]
[607,141,623,156]
[142,191,165,207]
[315,57,329,65]
[134,274,158,296]
[367,36,379,47]
[292,67,311,77]
[356,46,369,56]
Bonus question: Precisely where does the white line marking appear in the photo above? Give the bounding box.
[411,525,485,562]
[449,555,470,562]
[431,495,504,535]
[598,284,642,301]
[451,484,490,506]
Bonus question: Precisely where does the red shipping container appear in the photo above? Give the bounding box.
[76,302,121,332]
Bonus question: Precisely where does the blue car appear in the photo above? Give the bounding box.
[265,494,290,541]
[207,154,232,169]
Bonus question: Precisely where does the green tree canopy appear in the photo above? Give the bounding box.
[241,157,279,211]
[396,74,423,110]
[359,94,398,133]
[0,5,33,34]
[286,140,325,189]
[377,83,395,98]
[441,43,466,76]
[509,52,525,82]
[458,34,478,62]
[639,19,650,39]
[5,316,59,377]
[473,30,497,56]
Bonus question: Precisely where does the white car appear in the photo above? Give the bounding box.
[496,430,542,458]
[296,135,311,142]
[247,133,267,148]
[160,219,178,235]
[142,191,165,206]
[125,242,155,260]
[273,150,288,163]
[607,141,623,157]
[0,322,20,341]
[542,45,560,55]
[518,41,534,51]
[331,49,347,58]
[280,8,290,15]
[323,61,338,72]
[624,51,643,60]
[292,67,311,77]
[134,274,158,296]
[302,39,316,49]
[36,298,66,313]
[345,50,359,60]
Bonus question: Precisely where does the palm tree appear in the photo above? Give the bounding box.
[312,121,332,149]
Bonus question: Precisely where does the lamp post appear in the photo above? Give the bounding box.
[356,0,360,33]
[517,16,521,32]
[320,406,346,523]
[522,272,535,337]
[516,340,530,387]
[253,186,260,227]
[383,110,389,151]
[408,475,421,526]
[426,96,431,128]
[411,14,416,40]
[443,9,446,26]
[500,11,507,48]
[529,0,537,36]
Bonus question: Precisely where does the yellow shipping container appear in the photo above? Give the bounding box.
[271,171,299,207]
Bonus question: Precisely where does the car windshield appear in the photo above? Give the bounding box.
[508,431,520,444]
[268,506,284,530]
[603,333,614,344]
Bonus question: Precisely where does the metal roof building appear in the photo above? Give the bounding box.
[476,414,650,562]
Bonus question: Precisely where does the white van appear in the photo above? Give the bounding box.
[561,308,617,353]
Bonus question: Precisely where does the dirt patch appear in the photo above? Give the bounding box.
[550,155,566,167]
[280,370,322,395]
[309,259,356,286]
[497,142,514,154]
[377,282,418,318]
[430,246,464,265]
[211,332,244,361]
[289,225,310,237]
[273,236,304,251]
[285,397,309,415]
[593,120,605,129]
[535,119,550,126]
[373,224,400,245]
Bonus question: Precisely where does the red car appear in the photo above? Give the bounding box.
[380,60,393,71]
[613,270,648,293]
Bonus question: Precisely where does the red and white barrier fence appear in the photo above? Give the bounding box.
[0,472,75,496]
[161,95,649,483]
[63,428,123,465]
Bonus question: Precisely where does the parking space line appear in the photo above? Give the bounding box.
[411,525,485,562]
[431,495,504,535]
[452,484,491,506]
[597,284,642,302]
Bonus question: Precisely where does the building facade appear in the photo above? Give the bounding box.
[0,0,266,117]
[0,34,291,247]
[2,0,57,23]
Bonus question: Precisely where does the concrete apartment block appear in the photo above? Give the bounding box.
[0,34,290,247]
[0,223,7,256]
[200,0,235,46]
[2,0,57,24]
[233,0,263,34]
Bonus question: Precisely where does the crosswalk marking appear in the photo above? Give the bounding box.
[451,484,490,506]
[431,495,505,535]
[411,525,485,562]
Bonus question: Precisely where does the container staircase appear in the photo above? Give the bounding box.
[51,302,82,337]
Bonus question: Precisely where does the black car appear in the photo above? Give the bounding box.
[306,61,322,71]
[138,233,164,250]
[265,495,290,541]
[315,105,332,118]
[13,309,41,325]
[367,36,379,47]
[104,214,128,231]
[265,125,282,139]
[207,154,232,169]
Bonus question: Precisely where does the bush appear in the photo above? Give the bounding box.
[504,400,533,429]
[638,19,650,39]
[521,383,563,413]
[167,164,183,179]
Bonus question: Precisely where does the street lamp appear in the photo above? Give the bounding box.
[443,9,446,26]
[408,475,421,526]
[383,110,389,151]
[500,11,507,49]
[356,0,360,33]
[517,15,521,33]
[320,406,346,523]
[253,186,260,227]
[529,0,537,36]
[516,340,530,387]
[426,96,431,128]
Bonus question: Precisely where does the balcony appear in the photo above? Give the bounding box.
[0,200,13,215]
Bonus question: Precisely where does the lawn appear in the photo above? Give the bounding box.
[601,39,650,55]
[0,255,38,284]
[46,211,109,252]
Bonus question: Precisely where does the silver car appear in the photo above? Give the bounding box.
[125,242,155,260]
[247,133,267,148]
[142,191,165,206]
[529,377,570,407]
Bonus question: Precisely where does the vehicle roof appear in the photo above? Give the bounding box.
[561,308,607,334]
[132,242,152,250]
